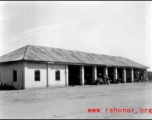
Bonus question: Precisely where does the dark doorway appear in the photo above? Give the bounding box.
[97,66,104,79]
[139,70,143,81]
[84,66,93,85]
[108,67,114,83]
[68,65,81,86]
[117,68,123,83]
[134,69,138,81]
[134,69,143,82]
[126,68,131,82]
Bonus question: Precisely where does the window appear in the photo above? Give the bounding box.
[13,70,17,82]
[35,70,40,81]
[55,70,60,81]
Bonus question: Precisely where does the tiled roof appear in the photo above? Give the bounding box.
[0,45,148,69]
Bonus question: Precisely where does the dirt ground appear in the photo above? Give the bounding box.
[0,82,152,119]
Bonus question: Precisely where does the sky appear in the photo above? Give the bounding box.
[0,1,152,71]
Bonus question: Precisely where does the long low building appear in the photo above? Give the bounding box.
[0,45,149,90]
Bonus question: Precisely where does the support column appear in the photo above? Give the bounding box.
[93,66,97,83]
[65,65,69,86]
[46,62,49,88]
[104,66,108,76]
[114,67,118,83]
[23,62,26,89]
[131,68,134,82]
[122,68,126,83]
[80,66,85,85]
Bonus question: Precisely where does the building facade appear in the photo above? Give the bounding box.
[0,45,149,90]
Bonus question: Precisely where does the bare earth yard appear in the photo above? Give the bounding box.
[1,82,152,119]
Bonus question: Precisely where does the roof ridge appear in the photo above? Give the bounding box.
[23,45,29,60]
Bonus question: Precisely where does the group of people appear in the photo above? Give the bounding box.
[0,82,15,90]
[95,73,110,85]
[135,75,149,82]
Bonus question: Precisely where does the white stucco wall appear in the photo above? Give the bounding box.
[0,62,24,89]
[24,62,66,89]
[48,64,66,87]
[24,62,47,89]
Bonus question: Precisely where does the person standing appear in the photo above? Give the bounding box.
[106,75,110,85]
[103,74,106,84]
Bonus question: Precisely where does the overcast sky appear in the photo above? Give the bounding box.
[0,1,152,71]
